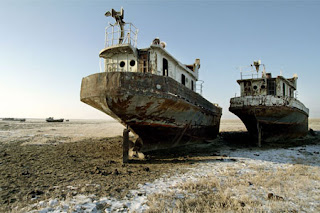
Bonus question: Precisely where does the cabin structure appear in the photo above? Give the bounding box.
[99,20,200,93]
[237,72,298,98]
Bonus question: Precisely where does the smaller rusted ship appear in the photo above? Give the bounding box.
[80,8,222,154]
[229,61,309,146]
[46,117,64,122]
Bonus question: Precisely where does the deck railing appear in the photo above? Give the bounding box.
[105,22,138,48]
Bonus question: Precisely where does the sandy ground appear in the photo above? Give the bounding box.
[0,119,319,212]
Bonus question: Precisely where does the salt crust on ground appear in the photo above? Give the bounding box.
[28,144,320,213]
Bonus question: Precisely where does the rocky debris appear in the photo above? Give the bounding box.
[129,148,146,160]
[309,128,316,136]
[267,193,284,201]
[21,171,30,176]
[91,166,111,176]
[105,160,116,164]
[28,190,44,199]
[239,201,246,207]
[112,169,119,175]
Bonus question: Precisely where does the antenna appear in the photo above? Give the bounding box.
[253,60,261,72]
[105,7,125,44]
[105,7,124,24]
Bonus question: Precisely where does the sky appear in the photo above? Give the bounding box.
[0,0,319,120]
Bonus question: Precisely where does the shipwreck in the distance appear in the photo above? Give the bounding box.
[229,60,309,146]
[80,8,222,153]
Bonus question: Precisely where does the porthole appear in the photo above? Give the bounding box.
[261,85,265,89]
[253,85,257,90]
[130,60,136,67]
[120,61,125,68]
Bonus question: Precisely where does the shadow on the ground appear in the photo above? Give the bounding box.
[131,130,320,165]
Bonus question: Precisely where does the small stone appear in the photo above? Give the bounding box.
[248,181,253,186]
[137,152,145,159]
[144,167,150,172]
[268,193,284,201]
[254,154,260,156]
[222,154,228,157]
[101,171,110,176]
[113,169,119,175]
[137,192,145,196]
[21,171,30,176]
[128,149,136,158]
[239,201,245,207]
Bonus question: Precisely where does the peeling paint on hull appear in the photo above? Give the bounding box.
[229,105,308,142]
[81,72,222,152]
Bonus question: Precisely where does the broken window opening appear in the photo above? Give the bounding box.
[267,79,276,95]
[139,52,148,73]
[163,58,168,76]
[181,74,185,85]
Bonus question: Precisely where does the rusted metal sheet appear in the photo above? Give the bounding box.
[81,72,222,152]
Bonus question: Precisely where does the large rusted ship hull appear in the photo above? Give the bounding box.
[81,72,222,152]
[229,102,308,142]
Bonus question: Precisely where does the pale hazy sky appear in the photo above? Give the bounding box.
[0,0,319,119]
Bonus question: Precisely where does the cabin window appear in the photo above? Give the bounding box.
[191,80,194,91]
[120,61,125,68]
[267,79,276,95]
[253,85,257,90]
[130,60,135,66]
[181,74,185,85]
[283,83,286,96]
[261,85,265,89]
[163,58,168,76]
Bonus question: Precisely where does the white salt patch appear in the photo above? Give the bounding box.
[48,199,59,207]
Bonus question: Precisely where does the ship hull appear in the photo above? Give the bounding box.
[81,72,222,152]
[230,96,309,142]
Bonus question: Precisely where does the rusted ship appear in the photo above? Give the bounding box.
[46,117,64,122]
[80,8,222,153]
[229,61,309,146]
